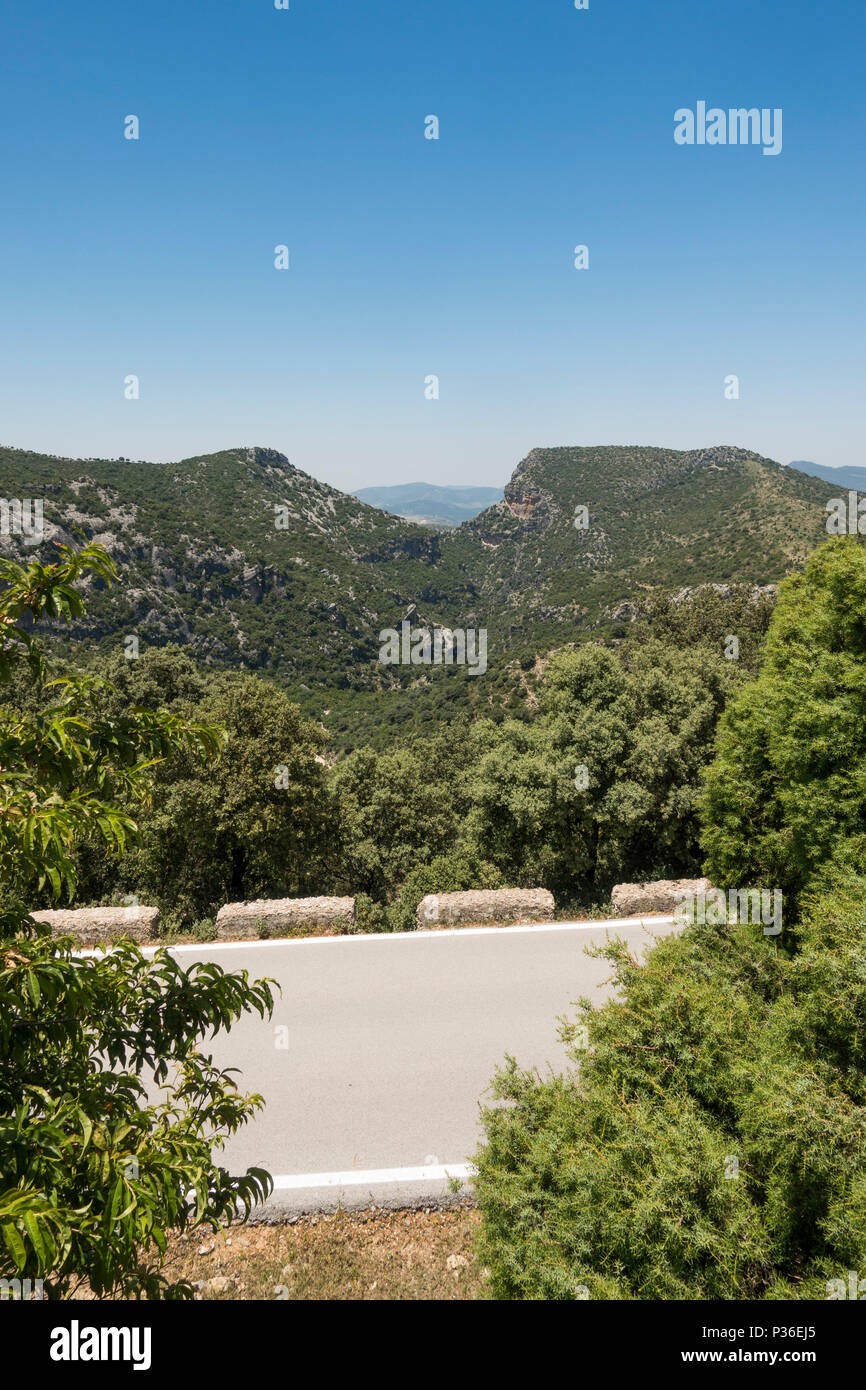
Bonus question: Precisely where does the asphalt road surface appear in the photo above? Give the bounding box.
[146,917,679,1214]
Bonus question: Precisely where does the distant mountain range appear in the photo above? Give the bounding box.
[0,442,841,746]
[788,460,866,492]
[353,482,503,527]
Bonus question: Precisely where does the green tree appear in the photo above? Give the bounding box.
[474,546,866,1298]
[0,546,275,1298]
[50,647,337,923]
[126,673,337,922]
[331,723,479,902]
[474,880,866,1299]
[630,582,774,675]
[702,538,866,905]
[466,641,738,899]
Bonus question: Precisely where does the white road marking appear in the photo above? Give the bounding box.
[270,1163,477,1190]
[91,915,673,959]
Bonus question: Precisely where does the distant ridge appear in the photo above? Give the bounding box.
[353,482,503,527]
[788,459,866,492]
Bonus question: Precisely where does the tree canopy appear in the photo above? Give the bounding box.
[0,545,275,1298]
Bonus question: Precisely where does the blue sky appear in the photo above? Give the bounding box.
[1,0,863,489]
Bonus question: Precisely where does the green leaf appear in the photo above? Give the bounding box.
[22,1211,47,1267]
[2,1221,28,1272]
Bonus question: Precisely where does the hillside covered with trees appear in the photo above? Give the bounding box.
[0,442,837,748]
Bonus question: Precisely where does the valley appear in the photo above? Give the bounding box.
[0,442,837,747]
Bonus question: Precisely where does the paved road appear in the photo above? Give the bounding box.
[149,918,678,1214]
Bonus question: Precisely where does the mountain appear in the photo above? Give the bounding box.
[455,445,836,651]
[353,482,504,527]
[0,443,470,696]
[787,459,866,493]
[0,442,840,746]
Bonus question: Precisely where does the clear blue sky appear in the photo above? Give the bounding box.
[1,0,863,489]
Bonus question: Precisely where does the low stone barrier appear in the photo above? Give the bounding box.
[611,878,711,916]
[215,896,356,939]
[416,888,555,930]
[30,905,160,944]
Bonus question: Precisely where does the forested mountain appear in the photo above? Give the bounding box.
[0,442,837,745]
[459,445,832,629]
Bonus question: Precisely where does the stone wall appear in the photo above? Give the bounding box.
[26,881,702,947]
[416,888,555,930]
[29,906,160,944]
[611,878,712,916]
[215,896,356,940]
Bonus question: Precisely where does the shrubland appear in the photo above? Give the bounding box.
[473,539,866,1299]
[14,582,773,929]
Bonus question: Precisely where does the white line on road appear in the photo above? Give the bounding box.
[96,916,673,959]
[270,1163,477,1190]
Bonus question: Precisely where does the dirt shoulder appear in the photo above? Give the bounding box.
[134,1207,485,1301]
